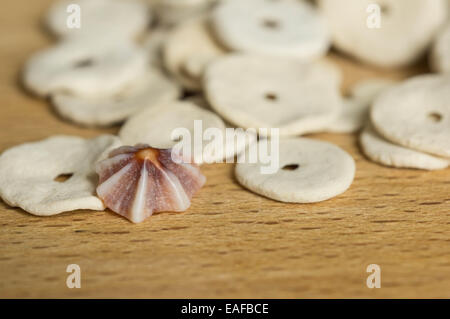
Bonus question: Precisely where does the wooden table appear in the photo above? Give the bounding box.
[0,0,449,298]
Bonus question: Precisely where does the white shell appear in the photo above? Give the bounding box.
[204,54,342,136]
[119,100,255,164]
[318,0,447,67]
[371,74,450,158]
[360,124,449,170]
[235,138,356,203]
[0,135,121,216]
[211,0,330,59]
[23,38,148,98]
[51,68,181,127]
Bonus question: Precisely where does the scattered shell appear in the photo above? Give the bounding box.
[235,138,356,203]
[51,68,181,127]
[23,38,148,98]
[371,74,450,158]
[204,54,342,136]
[318,0,447,67]
[212,0,330,59]
[184,95,258,162]
[96,144,206,223]
[119,100,255,164]
[0,135,121,216]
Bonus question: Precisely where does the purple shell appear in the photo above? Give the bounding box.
[96,144,206,223]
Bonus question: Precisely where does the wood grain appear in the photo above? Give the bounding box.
[0,0,449,298]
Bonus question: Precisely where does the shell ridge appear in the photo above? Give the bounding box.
[96,153,134,181]
[96,162,133,197]
[174,163,205,198]
[130,161,149,223]
[159,168,191,211]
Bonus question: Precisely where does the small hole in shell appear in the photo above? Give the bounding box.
[54,173,73,183]
[379,3,390,15]
[172,136,183,142]
[74,58,94,68]
[343,90,353,98]
[282,164,299,171]
[262,18,280,29]
[265,93,278,101]
[428,112,443,123]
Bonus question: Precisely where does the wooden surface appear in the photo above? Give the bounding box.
[0,0,449,299]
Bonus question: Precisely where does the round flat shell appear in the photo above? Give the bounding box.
[119,101,239,164]
[360,124,449,170]
[23,38,148,98]
[235,138,356,203]
[318,0,447,67]
[51,68,181,127]
[0,135,121,216]
[204,54,342,136]
[371,74,450,158]
[212,0,330,59]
